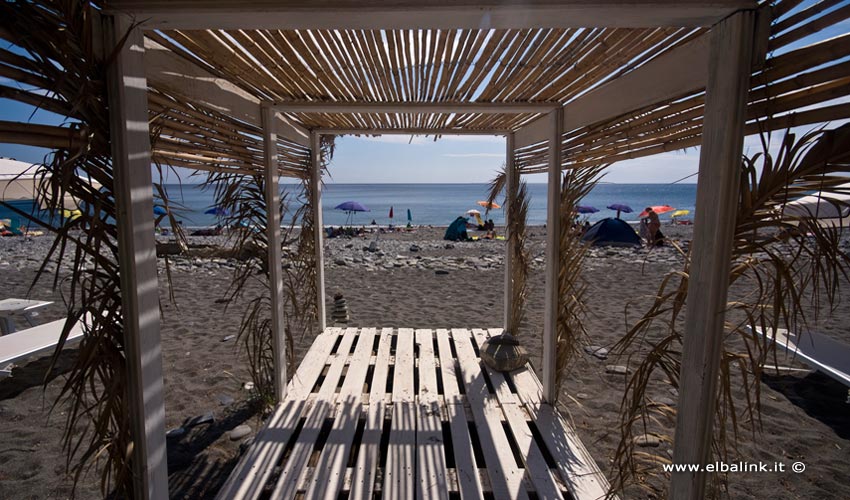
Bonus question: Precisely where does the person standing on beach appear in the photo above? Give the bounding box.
[645,207,660,246]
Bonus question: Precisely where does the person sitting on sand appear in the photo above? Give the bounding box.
[645,207,661,246]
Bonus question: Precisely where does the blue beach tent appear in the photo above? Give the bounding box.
[581,217,641,247]
[444,217,469,241]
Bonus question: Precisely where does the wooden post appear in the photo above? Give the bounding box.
[104,15,168,499]
[542,108,563,403]
[670,10,756,500]
[263,106,287,400]
[503,133,516,332]
[311,132,327,331]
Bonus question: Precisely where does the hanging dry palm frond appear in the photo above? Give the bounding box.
[486,163,531,336]
[201,132,321,406]
[0,1,139,495]
[554,164,605,393]
[608,124,850,496]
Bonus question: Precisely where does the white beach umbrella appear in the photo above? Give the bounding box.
[782,183,850,220]
[1,157,100,209]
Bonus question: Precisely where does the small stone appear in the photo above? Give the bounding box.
[217,394,235,406]
[575,392,589,399]
[409,245,420,252]
[334,258,346,266]
[229,424,252,441]
[166,427,187,439]
[243,381,255,391]
[583,345,609,359]
[634,434,661,447]
[605,365,630,375]
[435,270,450,275]
[444,244,455,249]
[221,335,236,342]
[183,412,214,428]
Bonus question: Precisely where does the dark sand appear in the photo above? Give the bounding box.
[1,225,849,499]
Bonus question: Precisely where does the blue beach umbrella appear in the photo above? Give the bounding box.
[153,205,167,216]
[576,205,599,214]
[204,206,230,217]
[407,209,412,222]
[606,203,633,219]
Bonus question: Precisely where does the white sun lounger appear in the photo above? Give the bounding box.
[756,327,850,400]
[0,317,85,378]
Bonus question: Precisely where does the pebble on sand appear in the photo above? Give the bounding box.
[229,424,252,441]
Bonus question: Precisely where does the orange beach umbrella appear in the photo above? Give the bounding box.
[639,205,676,217]
[477,200,501,209]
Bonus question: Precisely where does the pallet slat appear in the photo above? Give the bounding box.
[416,328,450,500]
[350,327,394,500]
[437,329,485,499]
[306,327,378,499]
[452,328,528,500]
[271,327,359,498]
[215,328,343,500]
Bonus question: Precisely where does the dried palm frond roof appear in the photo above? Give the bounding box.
[2,0,849,176]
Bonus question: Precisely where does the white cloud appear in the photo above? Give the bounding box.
[442,153,504,158]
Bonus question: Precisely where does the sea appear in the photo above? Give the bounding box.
[155,182,698,228]
[1,183,697,229]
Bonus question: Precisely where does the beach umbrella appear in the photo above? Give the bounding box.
[466,209,481,215]
[388,205,394,219]
[407,209,412,222]
[61,209,82,220]
[204,206,230,217]
[671,209,690,218]
[606,203,632,219]
[477,200,501,210]
[639,205,676,217]
[576,205,599,214]
[335,201,370,213]
[153,205,167,216]
[335,200,370,225]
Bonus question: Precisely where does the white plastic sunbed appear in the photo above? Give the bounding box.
[756,327,850,401]
[0,317,85,378]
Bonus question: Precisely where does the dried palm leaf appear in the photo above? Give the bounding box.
[609,125,850,496]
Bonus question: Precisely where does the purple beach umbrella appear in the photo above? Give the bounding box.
[335,200,371,226]
[576,205,599,214]
[334,201,370,213]
[607,203,633,219]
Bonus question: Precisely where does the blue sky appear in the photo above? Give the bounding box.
[2,4,848,185]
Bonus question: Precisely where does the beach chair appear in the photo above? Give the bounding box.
[0,317,85,378]
[756,327,850,402]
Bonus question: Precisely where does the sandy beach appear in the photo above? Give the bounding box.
[1,224,849,499]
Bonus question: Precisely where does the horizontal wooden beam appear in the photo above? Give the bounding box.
[514,30,711,149]
[276,102,557,114]
[104,0,754,29]
[145,39,310,147]
[315,128,509,136]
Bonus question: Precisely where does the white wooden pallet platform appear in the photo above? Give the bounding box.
[217,327,610,500]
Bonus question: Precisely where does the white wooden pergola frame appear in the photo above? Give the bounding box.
[102,1,761,498]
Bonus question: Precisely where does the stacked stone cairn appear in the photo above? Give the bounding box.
[331,292,349,325]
